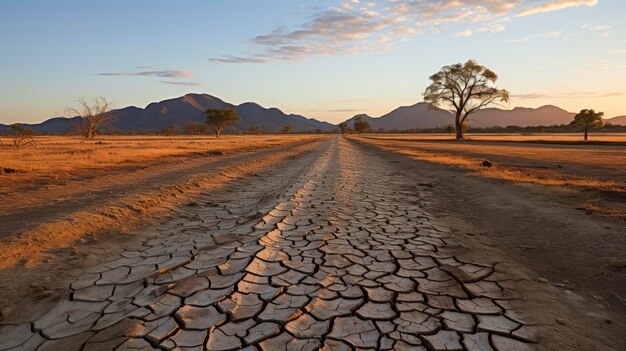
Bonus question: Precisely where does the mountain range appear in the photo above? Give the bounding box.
[0,94,334,134]
[1,93,624,134]
[344,103,591,129]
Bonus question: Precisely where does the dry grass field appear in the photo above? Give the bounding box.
[355,134,626,219]
[367,133,626,143]
[0,135,324,268]
[0,135,316,193]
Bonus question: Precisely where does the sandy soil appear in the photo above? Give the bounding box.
[358,135,626,220]
[353,136,626,348]
[0,135,624,350]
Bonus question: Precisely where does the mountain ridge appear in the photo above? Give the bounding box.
[343,103,625,129]
[0,93,334,134]
[2,94,625,134]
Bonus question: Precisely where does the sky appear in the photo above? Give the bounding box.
[1,0,625,125]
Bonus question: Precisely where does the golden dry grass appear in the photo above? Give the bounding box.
[0,135,325,268]
[0,135,317,192]
[367,133,626,142]
[353,134,626,218]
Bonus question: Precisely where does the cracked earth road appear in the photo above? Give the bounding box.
[0,137,539,351]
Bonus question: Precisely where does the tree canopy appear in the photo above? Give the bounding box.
[353,117,371,134]
[205,108,240,138]
[339,122,349,134]
[571,109,603,141]
[424,60,509,139]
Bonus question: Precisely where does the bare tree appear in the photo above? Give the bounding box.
[424,60,509,140]
[2,124,40,150]
[66,96,116,139]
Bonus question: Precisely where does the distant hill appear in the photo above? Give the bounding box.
[0,94,334,134]
[2,96,625,134]
[469,105,575,128]
[345,103,453,130]
[344,103,583,130]
[606,116,626,126]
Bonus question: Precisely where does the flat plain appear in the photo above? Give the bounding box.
[0,134,624,351]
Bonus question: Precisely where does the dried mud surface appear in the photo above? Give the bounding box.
[0,136,623,351]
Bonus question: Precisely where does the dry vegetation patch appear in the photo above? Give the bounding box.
[354,134,626,219]
[0,135,324,268]
[0,135,315,194]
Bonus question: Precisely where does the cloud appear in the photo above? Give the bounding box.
[455,29,473,37]
[543,31,562,38]
[581,24,612,31]
[98,70,193,78]
[515,0,597,17]
[210,56,271,64]
[512,90,626,99]
[98,67,199,87]
[160,81,203,86]
[212,0,600,63]
[476,23,506,33]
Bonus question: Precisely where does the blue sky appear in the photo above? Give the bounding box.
[1,0,625,124]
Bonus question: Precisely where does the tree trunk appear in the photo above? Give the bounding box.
[584,129,588,141]
[455,112,464,140]
[215,128,221,138]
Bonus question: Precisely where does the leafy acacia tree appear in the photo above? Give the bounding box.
[571,109,603,141]
[424,60,509,140]
[67,96,116,139]
[205,108,240,138]
[282,125,292,134]
[354,117,371,134]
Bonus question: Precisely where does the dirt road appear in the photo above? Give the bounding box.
[0,137,622,350]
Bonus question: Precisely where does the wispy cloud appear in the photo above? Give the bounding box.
[515,0,597,17]
[581,24,612,31]
[159,81,203,86]
[98,70,192,78]
[211,0,600,64]
[455,29,473,37]
[210,56,271,64]
[543,31,562,38]
[98,67,199,86]
[513,90,626,99]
